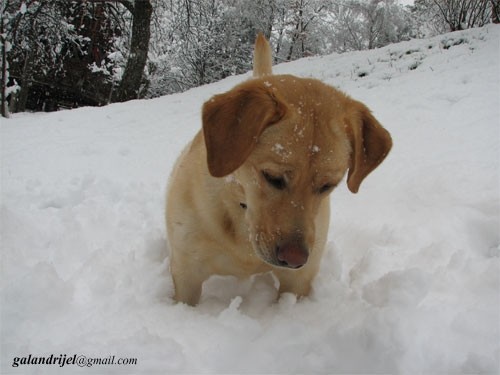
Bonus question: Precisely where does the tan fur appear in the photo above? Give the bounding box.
[253,33,273,77]
[166,35,392,306]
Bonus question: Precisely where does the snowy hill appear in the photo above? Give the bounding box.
[1,25,499,373]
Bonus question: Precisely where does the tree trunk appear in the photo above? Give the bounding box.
[1,18,8,117]
[13,46,35,112]
[491,0,500,23]
[286,5,303,61]
[113,0,152,102]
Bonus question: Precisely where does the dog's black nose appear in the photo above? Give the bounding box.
[276,242,308,268]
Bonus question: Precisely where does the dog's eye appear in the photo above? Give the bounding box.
[318,183,334,194]
[262,171,287,190]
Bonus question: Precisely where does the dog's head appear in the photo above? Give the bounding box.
[202,75,392,269]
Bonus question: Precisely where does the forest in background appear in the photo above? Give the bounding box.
[1,0,498,116]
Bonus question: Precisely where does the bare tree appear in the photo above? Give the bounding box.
[363,0,386,50]
[328,0,411,52]
[113,0,152,102]
[1,0,9,117]
[492,0,500,23]
[285,0,326,60]
[432,0,492,31]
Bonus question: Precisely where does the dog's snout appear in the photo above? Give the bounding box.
[276,241,309,269]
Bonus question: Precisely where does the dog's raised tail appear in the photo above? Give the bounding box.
[253,33,273,77]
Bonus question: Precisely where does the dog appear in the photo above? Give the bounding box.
[166,34,392,306]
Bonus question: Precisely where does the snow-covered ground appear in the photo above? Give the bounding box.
[1,25,499,374]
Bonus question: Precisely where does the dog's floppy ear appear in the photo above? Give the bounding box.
[345,103,392,193]
[202,81,287,177]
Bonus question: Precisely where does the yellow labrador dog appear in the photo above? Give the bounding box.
[166,34,392,306]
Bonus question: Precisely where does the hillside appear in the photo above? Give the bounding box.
[1,25,499,373]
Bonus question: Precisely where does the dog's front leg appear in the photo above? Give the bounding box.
[170,256,207,306]
[172,278,203,306]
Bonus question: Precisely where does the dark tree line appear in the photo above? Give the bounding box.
[1,0,151,116]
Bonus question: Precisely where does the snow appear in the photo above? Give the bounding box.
[1,25,499,373]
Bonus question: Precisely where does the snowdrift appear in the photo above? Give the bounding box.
[1,26,499,373]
